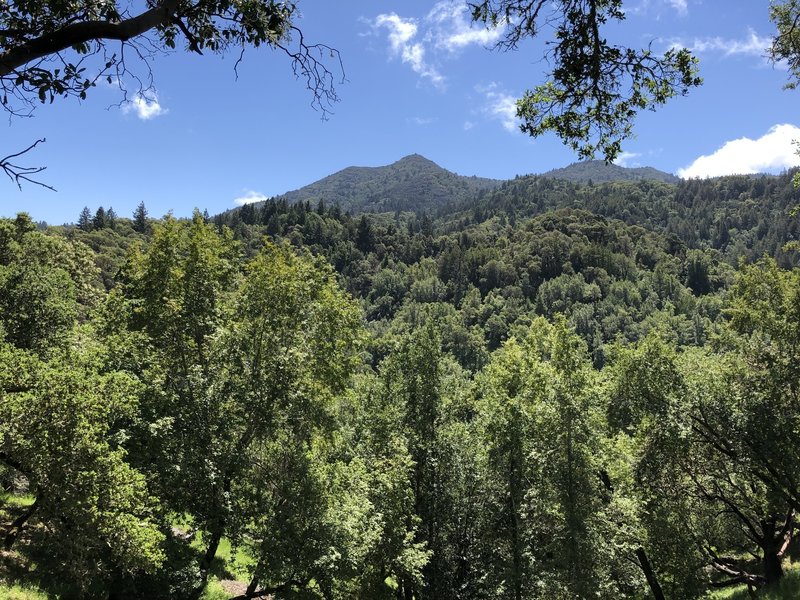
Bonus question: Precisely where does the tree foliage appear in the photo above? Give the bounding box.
[4,168,800,598]
[470,0,702,160]
[0,0,340,116]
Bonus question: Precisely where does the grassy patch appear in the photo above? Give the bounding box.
[200,579,231,600]
[0,494,35,510]
[706,564,800,599]
[210,537,255,583]
[0,582,48,600]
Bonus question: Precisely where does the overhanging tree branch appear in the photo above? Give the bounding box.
[0,0,181,77]
[470,0,702,160]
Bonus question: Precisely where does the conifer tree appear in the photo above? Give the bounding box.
[132,202,149,233]
[77,206,92,232]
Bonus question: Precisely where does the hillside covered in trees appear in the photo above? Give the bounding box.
[2,165,800,600]
[274,154,502,215]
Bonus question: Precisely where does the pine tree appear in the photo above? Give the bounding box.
[106,207,117,230]
[133,202,149,233]
[92,206,107,230]
[77,206,92,232]
[356,215,374,253]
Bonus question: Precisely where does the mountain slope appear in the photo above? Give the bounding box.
[540,160,680,184]
[278,154,502,214]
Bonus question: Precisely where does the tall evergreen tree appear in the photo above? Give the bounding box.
[77,206,92,232]
[105,206,117,229]
[92,206,107,230]
[132,201,149,233]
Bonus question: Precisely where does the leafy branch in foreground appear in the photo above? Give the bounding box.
[470,0,702,161]
[771,0,800,90]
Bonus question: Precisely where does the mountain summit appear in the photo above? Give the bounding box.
[540,160,680,184]
[278,154,502,214]
[270,155,679,217]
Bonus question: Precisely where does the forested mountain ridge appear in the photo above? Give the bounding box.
[539,160,681,184]
[447,170,800,266]
[257,155,680,218]
[274,153,502,214]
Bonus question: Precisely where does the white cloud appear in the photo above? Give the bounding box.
[233,190,269,206]
[408,116,436,126]
[121,91,167,120]
[677,124,800,178]
[375,13,417,49]
[666,0,688,16]
[463,120,475,131]
[613,151,642,168]
[372,3,504,86]
[629,0,688,17]
[672,29,771,58]
[374,13,444,86]
[428,1,504,51]
[478,83,520,133]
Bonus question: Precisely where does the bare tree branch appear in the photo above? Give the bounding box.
[0,138,55,191]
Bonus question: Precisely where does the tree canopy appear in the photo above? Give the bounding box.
[2,166,800,597]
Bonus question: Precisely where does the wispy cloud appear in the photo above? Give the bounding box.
[677,124,800,178]
[374,13,444,87]
[121,91,167,120]
[407,116,437,126]
[670,29,771,58]
[233,190,269,206]
[666,0,688,16]
[477,83,519,133]
[428,1,504,51]
[629,0,689,17]
[613,151,642,168]
[372,2,504,86]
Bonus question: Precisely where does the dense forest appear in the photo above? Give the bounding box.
[2,166,800,600]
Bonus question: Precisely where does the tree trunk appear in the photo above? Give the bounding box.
[763,549,784,586]
[761,517,785,586]
[199,523,224,574]
[246,575,260,597]
[3,496,38,550]
[403,577,414,600]
[191,518,225,600]
[635,547,666,600]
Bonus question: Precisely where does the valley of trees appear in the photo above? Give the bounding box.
[2,166,800,599]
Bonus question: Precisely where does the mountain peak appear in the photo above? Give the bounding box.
[277,155,501,214]
[392,154,442,168]
[397,153,426,161]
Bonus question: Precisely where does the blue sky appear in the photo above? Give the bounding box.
[2,0,798,224]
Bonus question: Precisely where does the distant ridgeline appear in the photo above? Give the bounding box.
[222,155,799,267]
[539,159,681,184]
[243,155,679,216]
